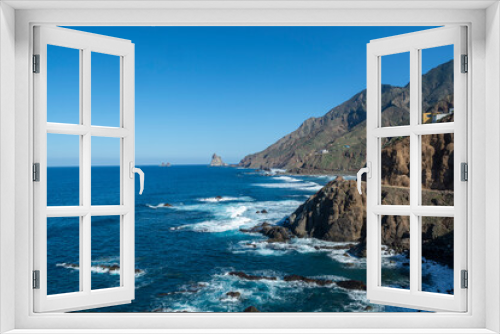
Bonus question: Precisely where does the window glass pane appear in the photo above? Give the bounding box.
[380,52,410,127]
[48,217,80,295]
[381,215,410,290]
[91,215,121,290]
[47,45,80,124]
[47,133,80,206]
[421,216,454,295]
[421,133,454,206]
[91,137,121,206]
[421,45,454,124]
[92,52,120,127]
[381,136,410,205]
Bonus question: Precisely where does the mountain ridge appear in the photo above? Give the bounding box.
[239,60,453,174]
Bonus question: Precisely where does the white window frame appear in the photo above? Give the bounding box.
[365,26,467,312]
[33,26,136,313]
[0,1,498,333]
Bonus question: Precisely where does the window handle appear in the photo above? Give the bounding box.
[129,162,144,195]
[356,162,371,195]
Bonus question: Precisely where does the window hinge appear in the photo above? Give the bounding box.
[33,270,40,289]
[33,163,40,182]
[33,54,40,73]
[461,270,468,289]
[461,54,468,73]
[461,162,468,181]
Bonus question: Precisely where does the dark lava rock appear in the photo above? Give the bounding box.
[228,271,277,281]
[241,222,292,243]
[226,291,241,298]
[244,306,260,312]
[288,178,366,242]
[314,244,355,250]
[283,275,333,286]
[336,280,366,291]
[162,203,173,207]
[261,209,268,214]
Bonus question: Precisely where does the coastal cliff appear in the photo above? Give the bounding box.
[283,127,455,267]
[239,60,453,175]
[284,177,453,267]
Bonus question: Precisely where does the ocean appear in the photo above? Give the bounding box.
[46,165,452,312]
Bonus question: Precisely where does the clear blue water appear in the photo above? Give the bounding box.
[46,165,452,312]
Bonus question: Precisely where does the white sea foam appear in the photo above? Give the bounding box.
[171,199,303,234]
[146,203,174,209]
[253,181,323,191]
[198,196,254,203]
[273,175,301,183]
[232,238,355,257]
[151,268,378,312]
[263,168,287,175]
[56,262,145,276]
[172,206,251,233]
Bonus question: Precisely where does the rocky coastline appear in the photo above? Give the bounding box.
[240,175,454,268]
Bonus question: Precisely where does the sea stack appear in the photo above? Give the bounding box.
[210,153,227,167]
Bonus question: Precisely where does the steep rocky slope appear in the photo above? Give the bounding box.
[285,128,455,267]
[239,60,453,174]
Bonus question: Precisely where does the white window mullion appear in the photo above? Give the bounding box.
[82,48,92,294]
[365,47,380,296]
[453,26,468,313]
[33,26,49,309]
[121,48,135,296]
[409,47,420,295]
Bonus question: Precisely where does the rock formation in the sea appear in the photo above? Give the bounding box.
[210,153,228,167]
[336,280,367,291]
[239,60,453,174]
[228,271,277,281]
[225,291,241,299]
[288,176,366,242]
[240,222,293,243]
[283,275,333,286]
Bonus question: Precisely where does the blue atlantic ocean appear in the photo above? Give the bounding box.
[46,165,451,312]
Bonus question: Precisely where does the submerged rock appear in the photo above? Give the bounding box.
[314,244,355,251]
[336,280,366,291]
[283,275,333,286]
[244,306,260,312]
[228,271,277,281]
[240,222,292,243]
[225,291,241,299]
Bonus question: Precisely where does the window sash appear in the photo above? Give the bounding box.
[366,26,468,312]
[33,26,136,313]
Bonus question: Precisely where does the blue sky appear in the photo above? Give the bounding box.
[47,26,453,166]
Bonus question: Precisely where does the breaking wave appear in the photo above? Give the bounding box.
[198,196,254,203]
